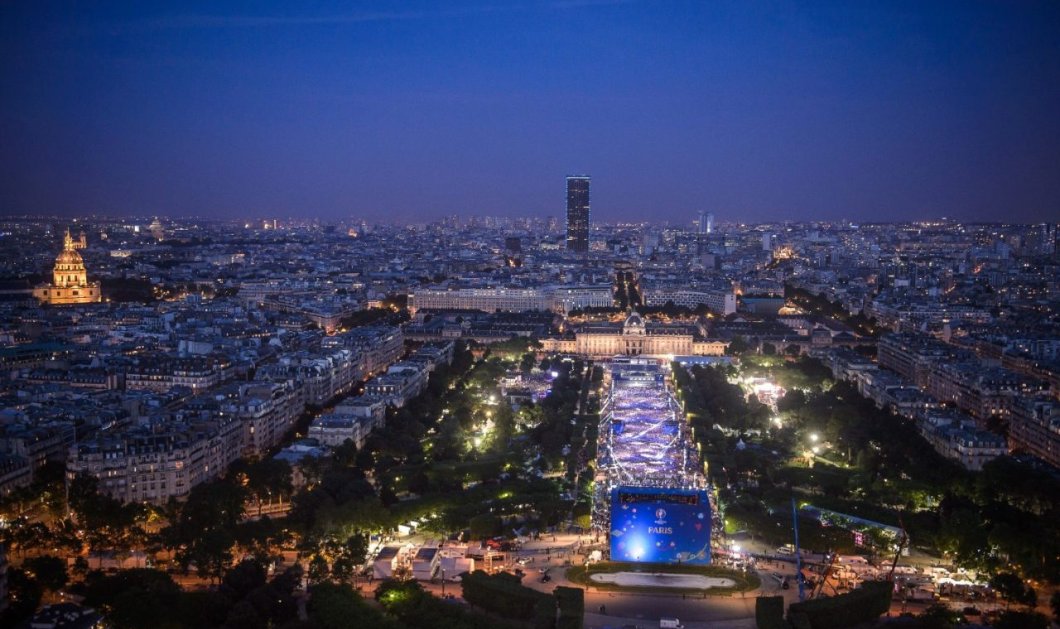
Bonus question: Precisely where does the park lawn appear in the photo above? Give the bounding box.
[567,561,760,596]
[738,355,831,391]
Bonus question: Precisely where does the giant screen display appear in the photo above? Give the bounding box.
[609,486,711,564]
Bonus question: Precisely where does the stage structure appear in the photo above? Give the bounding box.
[593,357,712,565]
[610,486,711,564]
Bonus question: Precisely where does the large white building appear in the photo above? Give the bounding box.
[641,287,737,315]
[408,285,612,315]
[308,413,378,449]
[364,363,429,408]
[542,312,727,359]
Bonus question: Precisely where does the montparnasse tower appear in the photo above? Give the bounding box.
[33,228,102,305]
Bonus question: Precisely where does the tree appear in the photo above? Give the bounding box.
[469,514,500,539]
[82,569,182,629]
[1051,591,1060,625]
[68,473,143,566]
[491,401,515,451]
[331,555,356,584]
[1,569,43,626]
[992,610,1049,629]
[726,335,750,356]
[344,532,369,564]
[520,352,536,374]
[263,564,304,624]
[378,485,398,507]
[12,521,50,556]
[222,559,267,601]
[916,604,961,629]
[308,582,396,629]
[224,600,265,629]
[174,591,232,629]
[52,517,85,553]
[989,572,1033,609]
[186,528,236,583]
[234,517,284,566]
[332,439,359,468]
[165,478,247,582]
[777,389,807,412]
[239,458,294,515]
[73,556,90,578]
[408,471,431,495]
[179,478,248,532]
[23,555,68,592]
[308,554,330,584]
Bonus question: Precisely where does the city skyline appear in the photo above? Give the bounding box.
[1,3,1059,626]
[0,210,1056,628]
[3,2,1060,224]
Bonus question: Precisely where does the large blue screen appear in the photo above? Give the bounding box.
[609,486,711,564]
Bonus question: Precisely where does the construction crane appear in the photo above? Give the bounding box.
[811,551,840,599]
[792,497,805,602]
[886,512,910,582]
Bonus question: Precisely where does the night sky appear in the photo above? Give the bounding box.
[2,1,1059,224]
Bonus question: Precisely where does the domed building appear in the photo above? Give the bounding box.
[541,310,727,358]
[149,217,165,241]
[33,229,101,305]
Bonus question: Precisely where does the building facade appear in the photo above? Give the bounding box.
[1008,397,1060,468]
[641,286,737,315]
[542,312,727,359]
[67,416,242,505]
[408,285,611,315]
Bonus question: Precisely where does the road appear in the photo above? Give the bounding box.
[497,533,780,627]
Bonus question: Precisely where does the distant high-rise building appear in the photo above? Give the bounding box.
[696,211,714,236]
[762,232,772,251]
[566,176,590,253]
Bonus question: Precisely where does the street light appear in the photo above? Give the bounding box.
[809,433,819,443]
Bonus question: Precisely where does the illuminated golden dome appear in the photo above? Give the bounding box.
[34,227,101,305]
[55,248,85,266]
[52,229,88,288]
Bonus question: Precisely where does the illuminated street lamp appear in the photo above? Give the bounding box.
[809,433,819,443]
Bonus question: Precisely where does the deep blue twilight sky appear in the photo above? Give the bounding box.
[2,1,1059,224]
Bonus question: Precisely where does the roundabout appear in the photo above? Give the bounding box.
[589,572,736,590]
[567,561,760,595]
